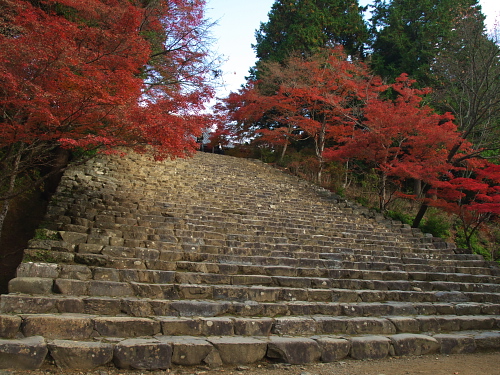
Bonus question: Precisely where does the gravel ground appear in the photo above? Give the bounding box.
[2,352,499,375]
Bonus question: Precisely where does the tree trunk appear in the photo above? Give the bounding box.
[379,172,387,212]
[315,121,327,185]
[414,179,422,197]
[0,146,23,237]
[279,139,289,164]
[412,202,428,228]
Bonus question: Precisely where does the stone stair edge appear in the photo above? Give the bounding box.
[1,330,500,370]
[2,293,500,318]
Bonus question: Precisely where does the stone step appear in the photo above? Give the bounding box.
[2,331,500,370]
[2,295,499,317]
[23,237,498,275]
[7,276,500,305]
[15,261,500,291]
[1,313,499,340]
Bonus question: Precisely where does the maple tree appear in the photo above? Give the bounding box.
[0,0,216,233]
[324,74,466,211]
[221,47,383,183]
[426,163,500,251]
[322,74,500,251]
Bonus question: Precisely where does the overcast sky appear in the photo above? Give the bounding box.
[206,0,500,99]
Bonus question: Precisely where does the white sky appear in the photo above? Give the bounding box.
[206,0,500,99]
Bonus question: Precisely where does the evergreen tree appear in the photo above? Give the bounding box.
[432,7,500,152]
[253,0,369,64]
[369,0,483,86]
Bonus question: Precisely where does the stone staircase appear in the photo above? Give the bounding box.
[1,151,499,371]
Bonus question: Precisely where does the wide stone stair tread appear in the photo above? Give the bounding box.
[2,312,499,339]
[2,293,500,317]
[1,152,500,370]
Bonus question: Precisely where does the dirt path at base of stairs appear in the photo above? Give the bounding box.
[4,352,499,375]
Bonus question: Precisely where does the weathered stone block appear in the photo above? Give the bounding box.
[59,231,88,244]
[209,337,267,364]
[435,291,470,303]
[120,298,154,317]
[435,316,461,331]
[0,336,48,370]
[434,334,477,354]
[177,284,213,299]
[273,316,317,336]
[136,248,160,261]
[21,314,94,340]
[203,347,223,368]
[459,316,495,331]
[93,267,120,282]
[83,297,122,315]
[230,302,264,316]
[315,337,350,362]
[279,287,309,302]
[350,336,390,360]
[58,264,92,281]
[455,303,482,315]
[387,317,420,333]
[261,303,289,317]
[0,315,21,339]
[233,317,273,336]
[213,285,248,301]
[101,246,136,258]
[159,336,213,366]
[55,297,85,314]
[88,281,133,297]
[16,262,59,278]
[74,253,109,267]
[113,338,172,370]
[233,275,273,285]
[77,243,104,254]
[247,286,279,302]
[346,317,396,335]
[48,340,113,369]
[53,279,89,295]
[267,337,321,365]
[8,277,53,295]
[416,316,440,333]
[200,317,234,336]
[170,300,230,317]
[474,332,500,351]
[0,295,57,314]
[314,316,348,334]
[93,317,160,337]
[389,334,440,356]
[130,282,165,299]
[159,317,202,336]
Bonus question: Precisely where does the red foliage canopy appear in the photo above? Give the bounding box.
[324,74,467,185]
[0,0,214,159]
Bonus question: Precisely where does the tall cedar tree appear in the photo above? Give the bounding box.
[370,0,483,87]
[253,0,369,65]
[431,7,500,157]
[0,0,216,232]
